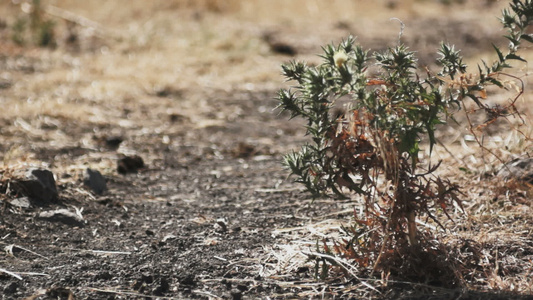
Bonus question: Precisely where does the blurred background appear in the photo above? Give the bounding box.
[0,0,529,168]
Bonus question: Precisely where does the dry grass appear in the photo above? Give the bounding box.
[1,0,532,298]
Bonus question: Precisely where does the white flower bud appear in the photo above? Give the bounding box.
[333,50,348,68]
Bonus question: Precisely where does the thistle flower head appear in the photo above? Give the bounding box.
[333,50,348,68]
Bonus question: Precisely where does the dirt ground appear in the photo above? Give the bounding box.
[1,1,532,299]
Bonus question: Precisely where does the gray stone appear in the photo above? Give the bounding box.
[497,158,533,183]
[8,197,31,209]
[3,282,18,295]
[37,209,85,227]
[117,155,144,174]
[83,168,107,195]
[11,168,58,203]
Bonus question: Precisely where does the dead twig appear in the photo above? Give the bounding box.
[302,250,380,293]
[0,268,23,280]
[4,244,49,260]
[43,5,119,39]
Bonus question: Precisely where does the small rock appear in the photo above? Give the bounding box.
[0,79,12,90]
[153,277,170,296]
[37,209,84,227]
[215,218,228,233]
[83,168,107,195]
[236,284,248,292]
[269,42,297,56]
[262,32,297,56]
[8,197,31,208]
[11,168,58,204]
[230,288,243,300]
[93,135,124,150]
[178,274,196,287]
[154,86,182,98]
[117,155,145,174]
[497,158,533,183]
[3,282,18,295]
[232,142,257,158]
[94,271,113,280]
[168,113,188,123]
[105,136,123,149]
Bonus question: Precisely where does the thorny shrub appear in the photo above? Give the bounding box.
[277,0,532,285]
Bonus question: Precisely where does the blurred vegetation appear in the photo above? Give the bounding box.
[11,0,56,48]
